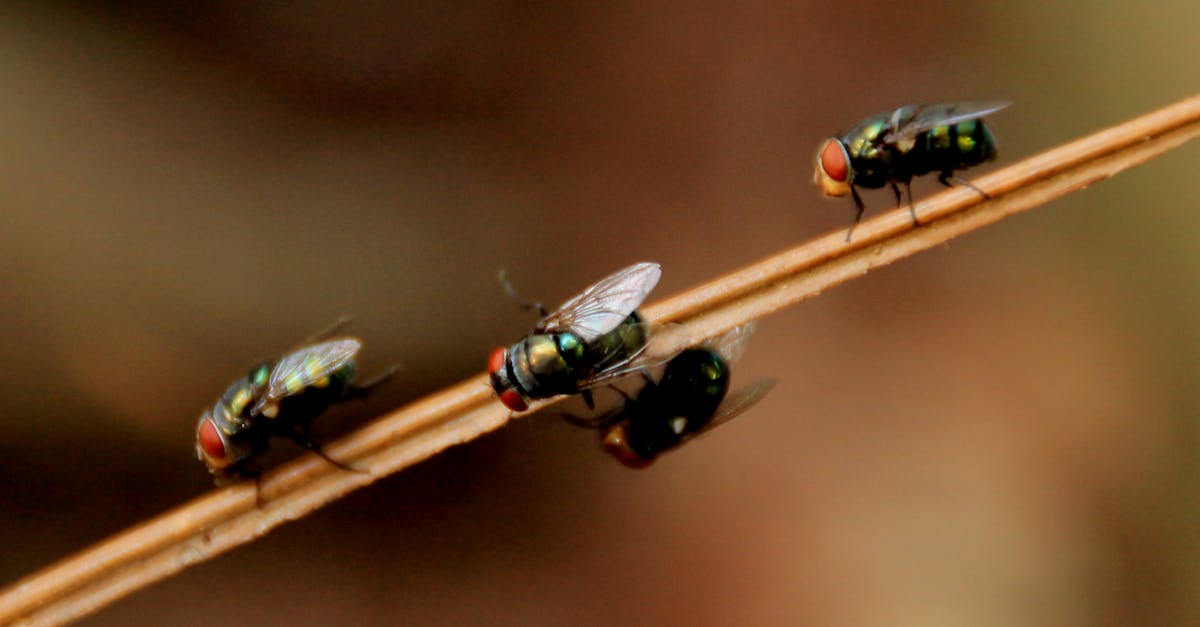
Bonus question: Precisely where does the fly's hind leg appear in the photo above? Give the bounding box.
[344,364,400,400]
[288,422,366,475]
[562,407,626,430]
[940,172,991,200]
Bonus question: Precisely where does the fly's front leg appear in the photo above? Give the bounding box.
[846,187,867,242]
[940,172,991,200]
[902,182,919,226]
[499,269,549,317]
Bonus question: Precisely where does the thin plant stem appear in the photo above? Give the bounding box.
[3,93,1199,626]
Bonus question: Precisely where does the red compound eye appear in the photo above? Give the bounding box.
[819,139,849,182]
[487,347,507,375]
[197,418,226,461]
[499,389,528,412]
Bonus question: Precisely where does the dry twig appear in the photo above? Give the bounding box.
[3,94,1199,626]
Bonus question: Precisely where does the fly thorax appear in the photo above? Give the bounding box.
[249,363,270,386]
[211,398,249,432]
[219,368,267,426]
[525,333,585,394]
[525,335,571,374]
[554,332,586,365]
[508,336,556,392]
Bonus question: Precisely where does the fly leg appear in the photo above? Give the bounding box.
[305,316,355,343]
[213,462,261,488]
[287,422,366,474]
[905,182,919,226]
[563,383,639,429]
[582,389,596,410]
[344,364,400,400]
[846,186,866,242]
[578,351,652,409]
[940,172,991,200]
[562,407,626,430]
[498,269,549,317]
[214,464,266,506]
[892,181,920,227]
[580,365,654,411]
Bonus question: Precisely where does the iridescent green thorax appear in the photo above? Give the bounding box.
[843,115,891,161]
[840,115,895,189]
[212,363,270,431]
[249,364,270,387]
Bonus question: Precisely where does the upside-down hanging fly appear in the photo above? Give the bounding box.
[569,323,776,468]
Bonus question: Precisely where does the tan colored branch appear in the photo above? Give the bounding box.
[4,93,1199,626]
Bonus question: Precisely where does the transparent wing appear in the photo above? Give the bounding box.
[259,338,362,406]
[693,378,777,436]
[575,343,657,389]
[704,322,758,365]
[573,320,680,389]
[580,321,758,392]
[883,101,1011,143]
[536,262,662,342]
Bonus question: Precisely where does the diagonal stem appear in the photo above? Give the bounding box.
[3,93,1199,626]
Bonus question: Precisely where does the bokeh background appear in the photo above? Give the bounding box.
[2,2,1197,625]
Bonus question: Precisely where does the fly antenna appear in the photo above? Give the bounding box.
[498,269,549,317]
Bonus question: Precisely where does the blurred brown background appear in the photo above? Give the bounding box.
[1,2,1197,625]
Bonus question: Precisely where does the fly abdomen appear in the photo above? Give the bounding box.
[583,312,646,371]
[916,119,998,176]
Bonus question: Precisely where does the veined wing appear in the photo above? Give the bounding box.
[705,322,758,365]
[579,320,757,392]
[256,337,362,410]
[884,101,1010,143]
[536,262,661,342]
[694,378,777,436]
